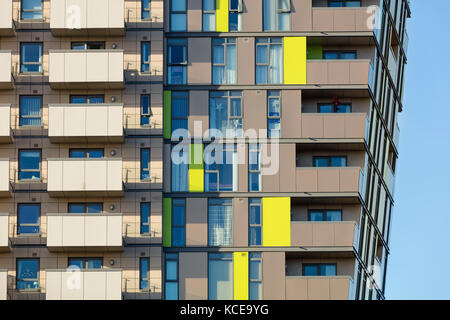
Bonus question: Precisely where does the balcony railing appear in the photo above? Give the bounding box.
[49,50,124,89]
[50,0,125,36]
[291,221,358,248]
[47,158,123,197]
[307,59,372,86]
[312,7,374,32]
[48,104,124,143]
[301,113,368,140]
[295,167,364,195]
[47,213,123,251]
[46,269,122,300]
[285,276,353,300]
[0,159,11,197]
[384,165,396,196]
[0,1,13,36]
[0,52,14,89]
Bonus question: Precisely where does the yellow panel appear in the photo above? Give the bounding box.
[189,168,204,192]
[216,0,229,32]
[284,37,307,85]
[233,252,249,300]
[262,197,291,247]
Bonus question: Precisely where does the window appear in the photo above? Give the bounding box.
[141,94,151,126]
[170,0,187,31]
[140,203,151,235]
[18,150,41,181]
[318,103,352,113]
[140,257,150,290]
[323,51,357,60]
[165,253,179,300]
[209,91,242,137]
[303,263,337,276]
[68,203,103,214]
[68,258,102,269]
[249,253,262,300]
[16,259,39,291]
[141,148,151,180]
[69,149,104,158]
[141,42,151,73]
[142,0,151,19]
[205,144,238,192]
[21,0,42,20]
[208,253,233,300]
[203,0,216,31]
[168,39,187,85]
[248,144,261,192]
[313,156,347,167]
[256,38,283,84]
[70,95,104,104]
[212,38,237,85]
[171,145,188,192]
[229,0,243,31]
[71,42,105,50]
[171,91,188,134]
[328,0,361,7]
[208,198,233,246]
[267,90,281,138]
[309,210,342,221]
[20,43,42,73]
[18,204,40,235]
[19,96,42,127]
[263,0,291,31]
[172,199,186,247]
[249,199,262,246]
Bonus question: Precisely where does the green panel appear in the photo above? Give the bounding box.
[307,43,323,60]
[163,198,172,247]
[163,90,172,139]
[189,144,204,170]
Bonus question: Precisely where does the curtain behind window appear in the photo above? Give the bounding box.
[270,44,283,84]
[208,200,232,246]
[263,0,276,31]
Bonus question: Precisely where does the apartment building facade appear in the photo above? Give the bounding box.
[0,0,409,301]
[161,0,409,301]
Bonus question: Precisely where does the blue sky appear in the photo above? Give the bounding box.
[386,0,450,299]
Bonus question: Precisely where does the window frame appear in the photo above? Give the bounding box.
[248,144,262,192]
[141,148,151,181]
[18,149,41,181]
[209,91,243,137]
[140,94,152,126]
[20,0,43,20]
[17,203,41,236]
[165,253,179,300]
[16,258,40,291]
[228,0,243,31]
[212,38,237,85]
[248,199,262,246]
[19,95,42,127]
[69,95,105,104]
[139,257,150,291]
[141,41,151,73]
[68,257,103,269]
[171,91,189,134]
[267,90,281,138]
[302,263,337,276]
[170,0,187,31]
[208,252,234,300]
[328,0,361,8]
[204,144,239,192]
[172,198,186,247]
[140,202,151,235]
[68,203,103,214]
[313,156,348,167]
[208,198,233,247]
[322,50,358,60]
[255,38,283,84]
[70,41,106,50]
[69,149,104,159]
[167,38,188,85]
[142,0,151,20]
[308,209,343,222]
[202,0,216,31]
[249,252,263,300]
[317,102,352,113]
[20,42,43,74]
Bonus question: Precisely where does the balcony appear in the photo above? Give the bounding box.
[46,269,122,300]
[0,160,11,198]
[0,1,13,36]
[0,105,11,143]
[50,0,125,36]
[48,104,124,143]
[0,214,10,252]
[0,52,14,89]
[307,59,371,86]
[312,7,374,32]
[286,276,353,300]
[47,213,123,251]
[301,113,368,140]
[47,158,123,197]
[291,221,357,249]
[0,270,6,300]
[295,167,363,195]
[49,50,124,89]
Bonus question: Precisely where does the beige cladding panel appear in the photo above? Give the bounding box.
[0,160,9,195]
[0,52,12,84]
[0,0,13,33]
[0,104,10,139]
[187,0,202,32]
[179,252,208,300]
[0,271,7,300]
[188,38,211,85]
[186,198,208,247]
[262,252,286,300]
[0,215,8,249]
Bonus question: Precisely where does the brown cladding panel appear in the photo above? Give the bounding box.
[188,0,202,32]
[189,90,209,138]
[179,252,208,300]
[242,0,262,32]
[163,144,171,193]
[278,143,296,192]
[243,90,266,133]
[262,252,286,300]
[188,38,211,85]
[233,197,248,247]
[291,0,313,31]
[281,90,302,139]
[237,38,255,85]
[186,198,208,246]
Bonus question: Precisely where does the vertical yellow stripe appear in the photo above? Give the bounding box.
[284,37,307,84]
[216,0,229,32]
[188,168,204,192]
[233,252,249,300]
[262,197,291,246]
